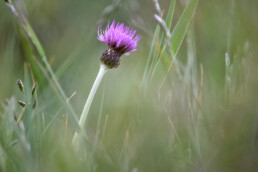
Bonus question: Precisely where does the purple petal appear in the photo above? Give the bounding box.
[97,19,141,54]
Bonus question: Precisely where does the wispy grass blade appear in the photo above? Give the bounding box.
[184,24,198,97]
[23,64,33,142]
[92,87,105,156]
[160,0,176,53]
[166,0,176,32]
[170,0,198,55]
[18,30,46,86]
[141,25,160,91]
[149,0,199,90]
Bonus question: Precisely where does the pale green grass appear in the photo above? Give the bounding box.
[0,0,258,171]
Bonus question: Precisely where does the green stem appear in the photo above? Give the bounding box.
[72,64,108,148]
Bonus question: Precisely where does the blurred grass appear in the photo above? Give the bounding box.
[0,0,258,171]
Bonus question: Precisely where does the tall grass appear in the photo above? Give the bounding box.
[0,0,258,171]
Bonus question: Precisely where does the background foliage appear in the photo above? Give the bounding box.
[0,0,258,171]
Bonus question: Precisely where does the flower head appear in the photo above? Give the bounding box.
[98,20,141,68]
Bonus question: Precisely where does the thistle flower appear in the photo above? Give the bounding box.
[72,20,140,149]
[98,20,141,68]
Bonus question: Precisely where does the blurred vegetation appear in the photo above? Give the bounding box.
[0,0,258,171]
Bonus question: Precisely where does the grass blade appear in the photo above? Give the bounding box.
[160,0,176,53]
[149,0,199,90]
[170,0,198,55]
[4,0,79,128]
[141,25,160,91]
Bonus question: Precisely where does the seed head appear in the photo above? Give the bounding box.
[18,100,26,107]
[98,20,141,68]
[16,80,24,93]
[32,84,37,96]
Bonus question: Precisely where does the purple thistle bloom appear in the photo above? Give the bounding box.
[98,20,141,68]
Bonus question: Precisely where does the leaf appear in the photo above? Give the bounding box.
[141,25,160,91]
[149,0,199,90]
[160,0,176,53]
[170,0,198,55]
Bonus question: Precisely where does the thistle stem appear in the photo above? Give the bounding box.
[72,64,108,148]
